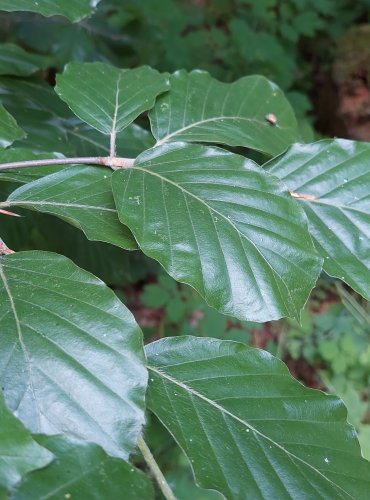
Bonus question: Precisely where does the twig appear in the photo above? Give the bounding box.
[0,241,14,255]
[137,435,177,500]
[0,156,135,171]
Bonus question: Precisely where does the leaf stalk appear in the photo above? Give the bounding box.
[137,435,177,500]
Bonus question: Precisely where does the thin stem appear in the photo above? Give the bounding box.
[0,241,14,255]
[137,435,176,500]
[110,132,116,158]
[0,156,135,171]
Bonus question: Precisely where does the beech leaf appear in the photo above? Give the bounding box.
[146,336,370,499]
[149,70,299,156]
[112,142,322,322]
[0,0,101,22]
[12,435,154,500]
[0,251,147,458]
[0,104,25,148]
[265,139,370,300]
[55,62,169,152]
[0,393,53,490]
[3,166,137,250]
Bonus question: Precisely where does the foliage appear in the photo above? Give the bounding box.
[283,283,370,461]
[0,1,370,499]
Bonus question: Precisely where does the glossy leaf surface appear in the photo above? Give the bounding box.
[0,43,48,76]
[0,393,52,489]
[0,0,101,22]
[4,166,137,250]
[55,62,169,142]
[146,336,370,499]
[12,435,154,500]
[265,139,370,299]
[0,78,153,157]
[0,104,24,148]
[150,70,298,156]
[112,142,322,322]
[0,251,147,458]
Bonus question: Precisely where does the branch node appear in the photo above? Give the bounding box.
[0,242,15,255]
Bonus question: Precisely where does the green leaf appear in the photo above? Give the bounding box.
[0,251,147,458]
[0,103,25,148]
[3,166,137,250]
[0,78,153,157]
[0,392,53,490]
[146,336,370,499]
[149,70,298,156]
[55,62,169,147]
[12,435,154,500]
[0,212,152,287]
[265,139,370,300]
[0,0,101,22]
[112,142,322,322]
[0,43,48,77]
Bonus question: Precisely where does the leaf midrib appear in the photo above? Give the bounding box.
[156,115,286,146]
[0,261,41,427]
[134,165,296,316]
[6,201,116,212]
[148,365,354,499]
